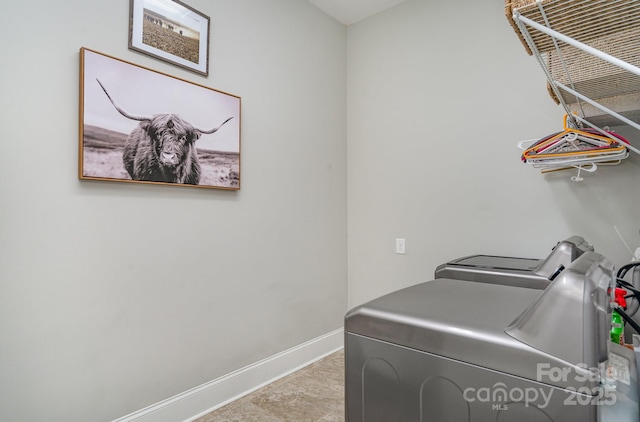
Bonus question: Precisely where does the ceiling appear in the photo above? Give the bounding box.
[307,0,408,25]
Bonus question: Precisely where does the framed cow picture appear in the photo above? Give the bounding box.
[129,0,210,76]
[79,47,241,190]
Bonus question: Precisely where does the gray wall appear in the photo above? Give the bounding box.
[0,1,347,421]
[347,0,640,306]
[3,0,640,420]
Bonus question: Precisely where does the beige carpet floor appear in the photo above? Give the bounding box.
[195,350,345,422]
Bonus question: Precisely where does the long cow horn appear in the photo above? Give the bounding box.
[197,117,233,134]
[96,78,150,122]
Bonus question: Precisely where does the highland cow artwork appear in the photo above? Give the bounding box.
[79,48,241,190]
[129,0,210,76]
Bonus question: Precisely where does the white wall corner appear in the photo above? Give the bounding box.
[111,328,344,422]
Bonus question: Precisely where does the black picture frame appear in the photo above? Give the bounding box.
[129,0,210,76]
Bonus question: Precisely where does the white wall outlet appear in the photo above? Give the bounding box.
[395,238,406,254]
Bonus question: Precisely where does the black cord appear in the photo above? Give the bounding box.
[617,278,640,296]
[615,307,640,335]
[617,262,640,318]
[617,262,640,279]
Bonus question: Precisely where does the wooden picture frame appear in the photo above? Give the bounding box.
[79,48,241,190]
[129,0,210,76]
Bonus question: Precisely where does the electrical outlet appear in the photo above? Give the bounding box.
[395,238,406,254]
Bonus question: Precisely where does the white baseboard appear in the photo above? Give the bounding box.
[112,328,344,422]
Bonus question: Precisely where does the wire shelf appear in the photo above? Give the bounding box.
[506,0,640,157]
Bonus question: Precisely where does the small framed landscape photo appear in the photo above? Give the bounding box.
[79,48,241,190]
[129,0,210,76]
